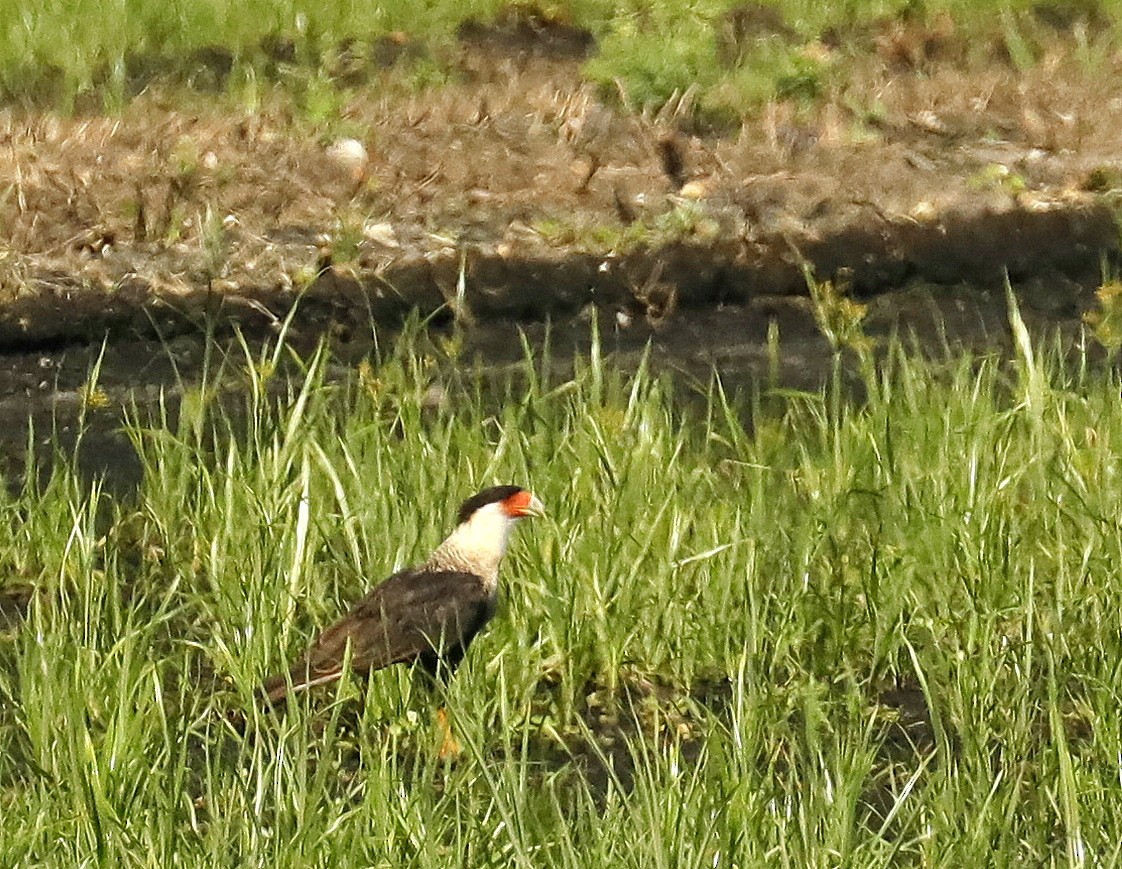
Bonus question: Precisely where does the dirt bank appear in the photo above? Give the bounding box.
[2,19,1122,356]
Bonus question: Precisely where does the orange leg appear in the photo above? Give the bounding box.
[436,707,462,759]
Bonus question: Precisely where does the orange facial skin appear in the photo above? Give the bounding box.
[502,490,545,518]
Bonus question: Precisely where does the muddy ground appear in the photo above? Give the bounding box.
[1,13,1122,486]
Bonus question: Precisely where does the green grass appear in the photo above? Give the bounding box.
[2,0,1118,116]
[2,314,1122,865]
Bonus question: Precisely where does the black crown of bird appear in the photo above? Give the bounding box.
[259,485,545,708]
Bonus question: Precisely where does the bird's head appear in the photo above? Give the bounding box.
[432,486,545,581]
[456,485,546,525]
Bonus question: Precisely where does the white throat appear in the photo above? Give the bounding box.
[427,501,517,589]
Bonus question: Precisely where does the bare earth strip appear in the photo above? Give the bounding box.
[1,37,1121,353]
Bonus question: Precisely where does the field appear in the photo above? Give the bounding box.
[1,306,1121,866]
[3,0,1122,864]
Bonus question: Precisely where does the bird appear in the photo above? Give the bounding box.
[259,485,544,749]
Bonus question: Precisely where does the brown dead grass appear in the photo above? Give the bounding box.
[0,33,1120,348]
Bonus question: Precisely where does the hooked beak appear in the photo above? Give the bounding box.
[521,494,546,518]
[501,489,546,519]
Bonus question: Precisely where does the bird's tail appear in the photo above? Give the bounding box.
[259,673,292,708]
[219,674,290,735]
[258,661,341,708]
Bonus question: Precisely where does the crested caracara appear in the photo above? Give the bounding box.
[260,485,544,709]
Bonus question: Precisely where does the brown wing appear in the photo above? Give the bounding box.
[261,568,494,706]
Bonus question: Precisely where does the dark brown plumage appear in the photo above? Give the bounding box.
[261,485,543,708]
